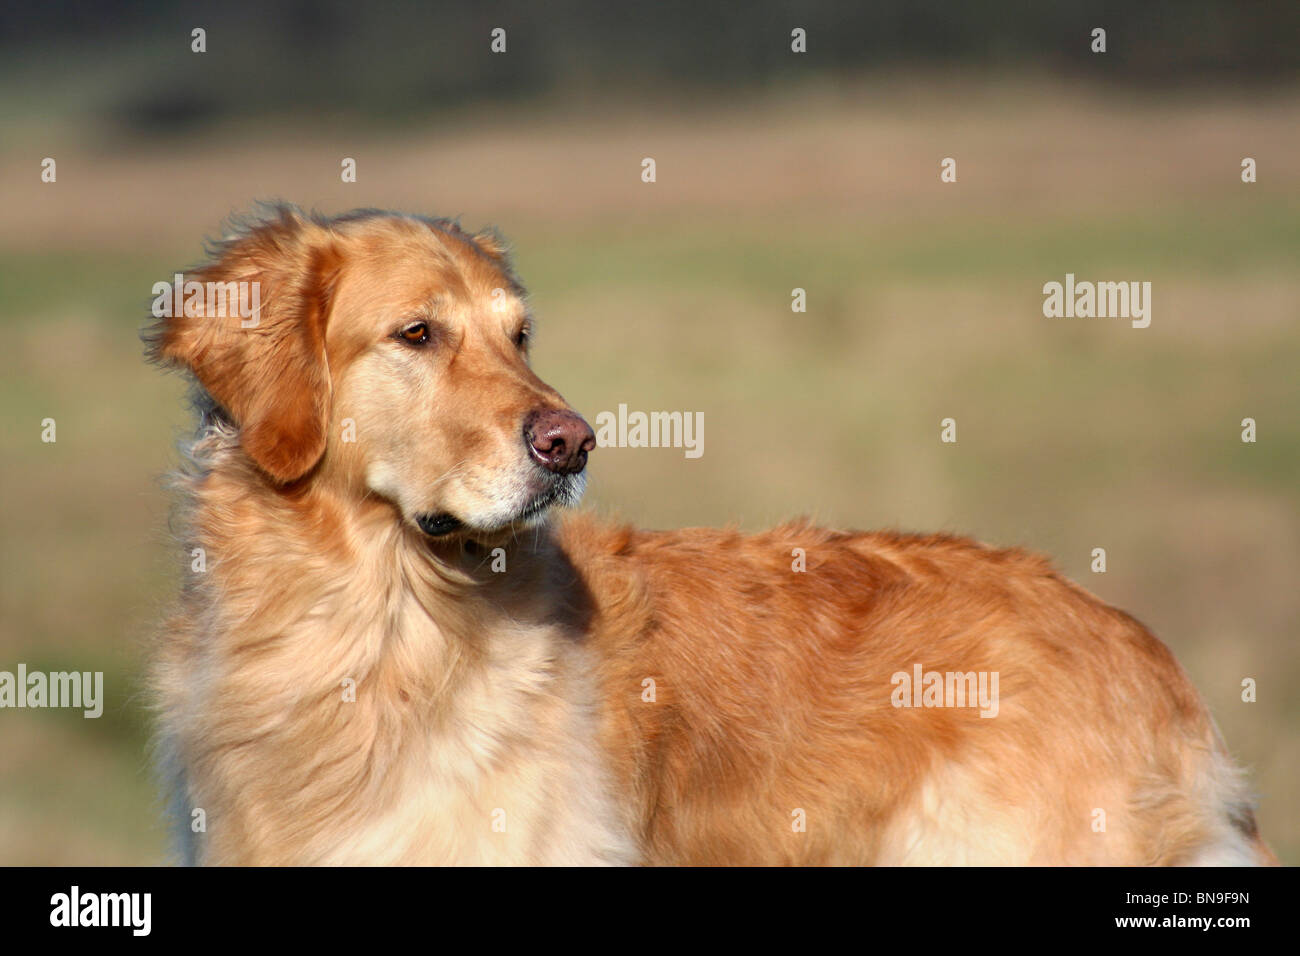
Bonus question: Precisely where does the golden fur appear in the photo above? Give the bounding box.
[146,206,1274,866]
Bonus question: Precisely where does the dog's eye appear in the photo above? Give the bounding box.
[514,325,530,348]
[397,322,430,346]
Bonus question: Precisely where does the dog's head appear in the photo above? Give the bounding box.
[147,205,594,537]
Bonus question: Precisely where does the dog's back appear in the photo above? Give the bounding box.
[564,517,1272,865]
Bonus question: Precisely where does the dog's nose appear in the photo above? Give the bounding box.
[524,409,596,475]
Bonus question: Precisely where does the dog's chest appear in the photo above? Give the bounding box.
[288,604,636,865]
[323,711,637,865]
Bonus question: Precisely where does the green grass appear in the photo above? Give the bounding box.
[511,197,1300,290]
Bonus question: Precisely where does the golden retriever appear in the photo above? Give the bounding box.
[146,205,1274,865]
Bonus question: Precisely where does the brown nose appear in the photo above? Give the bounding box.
[524,409,596,475]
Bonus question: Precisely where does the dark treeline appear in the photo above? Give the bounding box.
[1,1,1296,131]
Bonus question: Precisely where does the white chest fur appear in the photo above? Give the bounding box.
[170,523,637,866]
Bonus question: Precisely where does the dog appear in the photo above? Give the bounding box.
[145,205,1275,865]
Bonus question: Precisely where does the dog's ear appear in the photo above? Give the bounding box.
[147,206,342,483]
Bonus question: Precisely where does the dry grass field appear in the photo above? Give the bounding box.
[0,76,1296,864]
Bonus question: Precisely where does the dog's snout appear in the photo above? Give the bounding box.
[525,409,596,475]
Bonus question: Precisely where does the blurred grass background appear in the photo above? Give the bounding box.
[0,2,1296,864]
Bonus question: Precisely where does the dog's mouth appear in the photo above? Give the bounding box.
[514,483,565,522]
[415,473,584,538]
